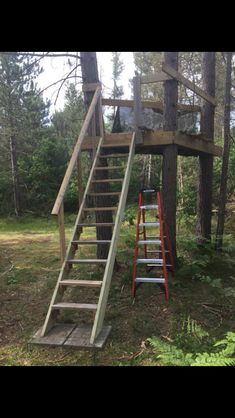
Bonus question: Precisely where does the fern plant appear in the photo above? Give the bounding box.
[147,329,235,366]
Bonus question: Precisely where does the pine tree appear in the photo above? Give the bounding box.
[0,53,50,216]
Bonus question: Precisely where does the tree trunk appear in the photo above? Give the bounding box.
[80,52,113,259]
[162,52,178,264]
[9,134,21,217]
[196,52,215,243]
[215,52,232,251]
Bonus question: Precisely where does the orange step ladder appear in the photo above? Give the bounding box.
[132,188,175,300]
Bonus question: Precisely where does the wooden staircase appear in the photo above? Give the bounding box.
[40,132,135,345]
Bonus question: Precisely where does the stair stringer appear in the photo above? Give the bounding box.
[40,137,103,337]
[90,132,136,344]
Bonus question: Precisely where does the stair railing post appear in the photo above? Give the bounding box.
[58,202,66,263]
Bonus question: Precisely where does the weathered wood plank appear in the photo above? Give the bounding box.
[140,71,173,84]
[162,63,216,106]
[102,98,201,113]
[30,324,111,349]
[58,203,66,263]
[59,280,103,287]
[30,324,76,346]
[133,74,143,144]
[82,82,102,92]
[173,132,222,156]
[82,132,222,156]
[64,325,112,349]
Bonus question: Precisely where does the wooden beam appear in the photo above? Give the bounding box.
[102,98,201,113]
[173,132,222,156]
[140,71,173,84]
[82,83,101,92]
[162,63,216,106]
[133,75,143,143]
[82,132,222,156]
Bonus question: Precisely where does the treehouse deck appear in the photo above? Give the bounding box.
[82,131,222,157]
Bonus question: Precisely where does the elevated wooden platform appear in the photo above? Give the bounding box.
[82,131,222,157]
[29,324,112,350]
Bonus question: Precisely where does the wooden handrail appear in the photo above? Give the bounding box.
[51,85,102,215]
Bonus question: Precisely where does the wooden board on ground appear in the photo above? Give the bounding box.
[64,325,112,349]
[29,324,76,346]
[29,324,112,349]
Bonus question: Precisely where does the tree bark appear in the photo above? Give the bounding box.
[80,52,112,259]
[215,52,232,251]
[162,52,178,263]
[9,134,21,217]
[196,52,215,243]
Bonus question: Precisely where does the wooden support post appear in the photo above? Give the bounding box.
[58,203,66,263]
[196,52,215,243]
[133,73,143,144]
[162,52,178,264]
[77,156,83,205]
[99,94,104,137]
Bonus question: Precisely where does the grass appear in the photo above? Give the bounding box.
[0,214,235,366]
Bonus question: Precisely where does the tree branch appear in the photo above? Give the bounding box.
[37,75,82,96]
[0,52,80,60]
[53,62,81,105]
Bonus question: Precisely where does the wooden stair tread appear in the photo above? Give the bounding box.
[77,223,115,227]
[87,192,121,196]
[95,166,125,170]
[67,259,107,264]
[72,240,111,244]
[59,280,102,288]
[83,207,117,211]
[91,179,123,183]
[52,302,98,310]
[99,153,129,158]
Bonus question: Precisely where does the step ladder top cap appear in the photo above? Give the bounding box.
[140,205,158,209]
[140,187,160,193]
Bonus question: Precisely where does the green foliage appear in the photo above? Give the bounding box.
[124,207,136,226]
[148,328,235,366]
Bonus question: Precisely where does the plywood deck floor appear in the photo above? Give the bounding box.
[29,324,112,350]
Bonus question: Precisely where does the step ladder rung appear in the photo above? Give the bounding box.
[72,240,111,245]
[67,259,107,264]
[139,222,160,227]
[137,258,163,264]
[59,280,102,288]
[135,278,165,283]
[95,166,126,170]
[83,207,117,211]
[138,240,161,245]
[99,153,129,158]
[77,223,115,227]
[92,179,123,183]
[146,236,166,238]
[140,205,158,210]
[52,302,97,311]
[147,264,172,267]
